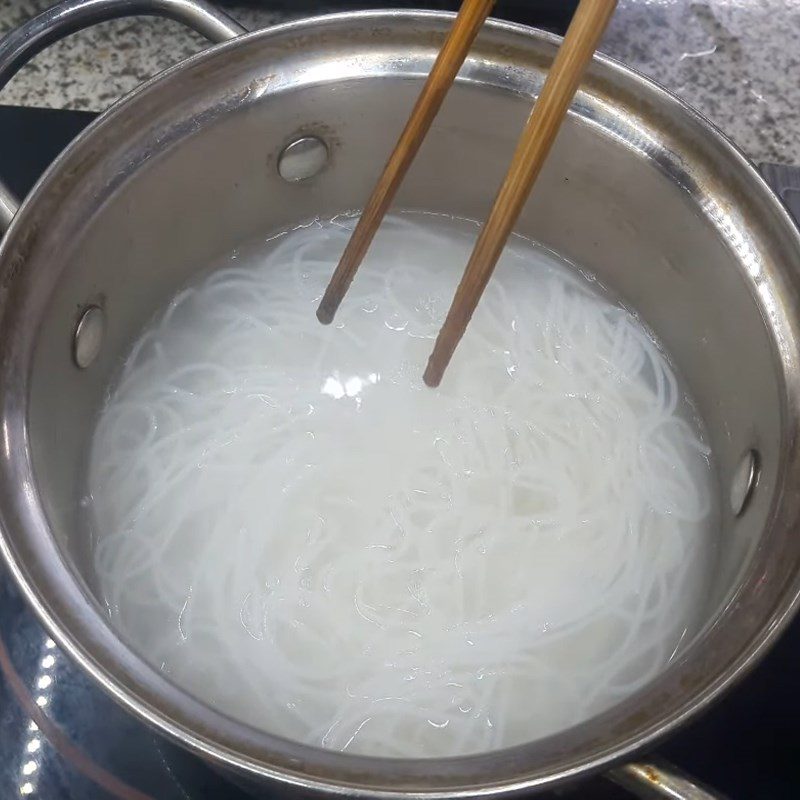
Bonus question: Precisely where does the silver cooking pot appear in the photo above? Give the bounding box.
[1,1,799,799]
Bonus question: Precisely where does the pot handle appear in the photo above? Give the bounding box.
[608,761,727,800]
[0,0,247,234]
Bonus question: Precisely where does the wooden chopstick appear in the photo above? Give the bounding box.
[423,0,617,387]
[316,0,496,325]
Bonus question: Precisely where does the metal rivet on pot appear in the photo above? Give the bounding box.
[278,136,328,182]
[73,305,105,369]
[730,448,759,517]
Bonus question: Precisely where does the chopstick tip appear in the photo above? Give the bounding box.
[422,360,443,389]
[316,303,335,325]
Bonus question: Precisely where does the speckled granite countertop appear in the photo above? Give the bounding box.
[0,0,798,166]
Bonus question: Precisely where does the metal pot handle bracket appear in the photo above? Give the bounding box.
[0,0,247,234]
[1,3,793,800]
[608,760,729,800]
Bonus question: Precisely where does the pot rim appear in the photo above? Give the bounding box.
[1,9,800,797]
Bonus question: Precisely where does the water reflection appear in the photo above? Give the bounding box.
[321,371,380,404]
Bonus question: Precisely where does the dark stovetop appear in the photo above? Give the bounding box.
[0,103,798,800]
[213,0,581,31]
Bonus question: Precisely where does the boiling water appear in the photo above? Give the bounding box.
[87,212,718,757]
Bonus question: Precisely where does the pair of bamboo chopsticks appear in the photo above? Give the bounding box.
[317,0,618,387]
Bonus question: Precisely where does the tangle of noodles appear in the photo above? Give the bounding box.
[87,212,718,758]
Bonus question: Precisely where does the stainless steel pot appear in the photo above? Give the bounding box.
[1,2,799,799]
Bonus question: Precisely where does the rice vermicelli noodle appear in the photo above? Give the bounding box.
[87,212,718,757]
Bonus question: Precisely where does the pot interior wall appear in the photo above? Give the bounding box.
[11,15,798,780]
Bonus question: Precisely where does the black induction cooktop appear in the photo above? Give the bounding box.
[0,97,799,800]
[216,0,580,31]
